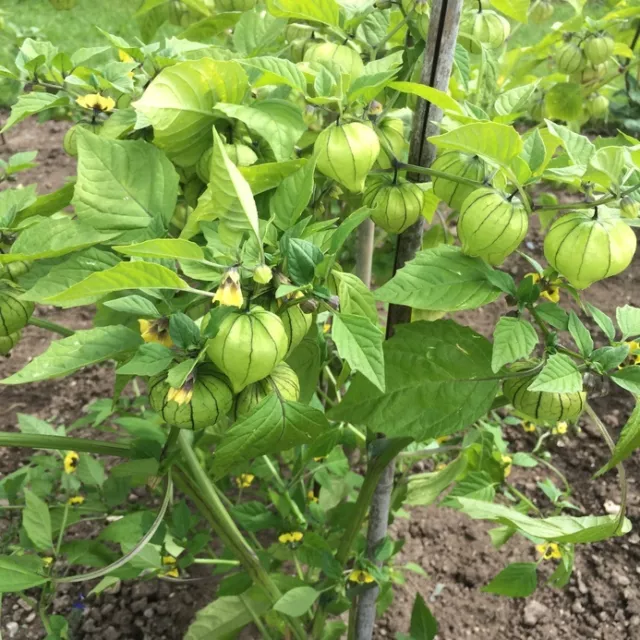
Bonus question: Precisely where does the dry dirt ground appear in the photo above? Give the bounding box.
[1,117,639,640]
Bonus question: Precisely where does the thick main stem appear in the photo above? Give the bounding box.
[355,219,375,288]
[355,2,463,639]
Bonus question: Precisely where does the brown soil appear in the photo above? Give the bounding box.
[1,117,639,640]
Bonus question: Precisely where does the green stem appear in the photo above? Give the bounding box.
[28,317,75,337]
[55,504,70,557]
[0,433,132,457]
[193,558,240,566]
[241,595,275,640]
[535,182,640,212]
[262,455,307,527]
[372,14,410,58]
[400,162,486,188]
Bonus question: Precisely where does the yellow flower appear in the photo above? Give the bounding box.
[522,421,537,433]
[139,318,173,348]
[436,435,451,444]
[436,462,446,471]
[67,495,85,506]
[552,421,568,435]
[253,265,272,285]
[527,273,560,303]
[348,570,375,584]
[536,542,562,560]
[307,490,318,503]
[167,384,193,406]
[368,100,383,115]
[213,268,243,308]
[64,451,79,474]
[278,531,304,545]
[235,473,255,489]
[42,557,53,567]
[322,320,332,334]
[313,456,326,462]
[162,555,177,566]
[501,454,512,478]
[76,93,115,112]
[118,49,134,63]
[163,567,179,578]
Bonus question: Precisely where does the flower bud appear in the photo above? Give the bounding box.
[299,298,319,314]
[253,265,273,285]
[315,122,380,193]
[327,295,340,311]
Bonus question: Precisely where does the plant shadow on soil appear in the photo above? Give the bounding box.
[0,117,639,640]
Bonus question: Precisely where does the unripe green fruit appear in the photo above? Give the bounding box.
[314,123,380,193]
[544,211,636,289]
[0,261,30,283]
[503,368,586,423]
[234,362,300,420]
[280,305,313,356]
[285,23,314,43]
[216,0,256,10]
[556,43,584,74]
[196,148,213,183]
[621,196,639,219]
[168,0,193,27]
[171,203,189,230]
[304,43,365,86]
[0,289,34,337]
[571,63,606,84]
[363,176,424,234]
[586,93,609,119]
[0,331,20,356]
[432,152,486,212]
[377,118,407,170]
[529,0,554,24]
[584,35,614,66]
[206,306,288,392]
[149,366,234,430]
[63,123,101,157]
[458,188,529,265]
[401,0,429,38]
[472,10,510,52]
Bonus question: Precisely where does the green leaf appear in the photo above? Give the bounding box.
[611,366,640,395]
[568,311,594,357]
[215,101,306,162]
[114,239,205,261]
[590,345,629,372]
[44,262,189,306]
[186,587,270,640]
[329,321,499,440]
[266,0,341,26]
[240,160,307,194]
[1,93,69,133]
[332,313,385,392]
[584,147,628,190]
[167,358,198,389]
[429,123,523,169]
[233,8,287,57]
[23,489,53,551]
[169,313,200,350]
[546,121,595,167]
[0,556,47,592]
[102,295,161,318]
[456,498,631,543]
[597,402,640,476]
[490,0,530,22]
[76,455,106,487]
[271,158,317,230]
[491,317,538,373]
[116,343,174,376]
[406,456,467,506]
[481,563,537,598]
[2,326,143,385]
[528,354,582,393]
[375,246,502,312]
[535,303,569,331]
[325,207,372,256]
[287,333,323,404]
[388,81,462,114]
[213,395,331,478]
[73,130,179,244]
[586,303,615,341]
[241,57,307,93]
[183,128,260,244]
[348,70,398,103]
[0,217,116,265]
[16,182,75,225]
[273,586,320,617]
[332,271,378,323]
[616,305,640,339]
[494,84,538,119]
[409,594,438,640]
[133,58,248,167]
[544,83,583,122]
[21,249,120,305]
[282,237,324,285]
[0,186,37,228]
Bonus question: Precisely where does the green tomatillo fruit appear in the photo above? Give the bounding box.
[0,331,20,356]
[620,196,640,219]
[503,365,586,423]
[432,151,486,212]
[149,365,234,430]
[279,304,313,356]
[583,34,615,66]
[304,42,365,87]
[0,288,34,337]
[377,118,407,170]
[529,0,554,24]
[571,63,606,84]
[544,210,637,289]
[315,122,380,193]
[206,306,288,392]
[458,188,529,265]
[0,261,30,283]
[234,362,300,420]
[471,10,510,52]
[363,175,424,234]
[586,93,609,119]
[556,43,584,74]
